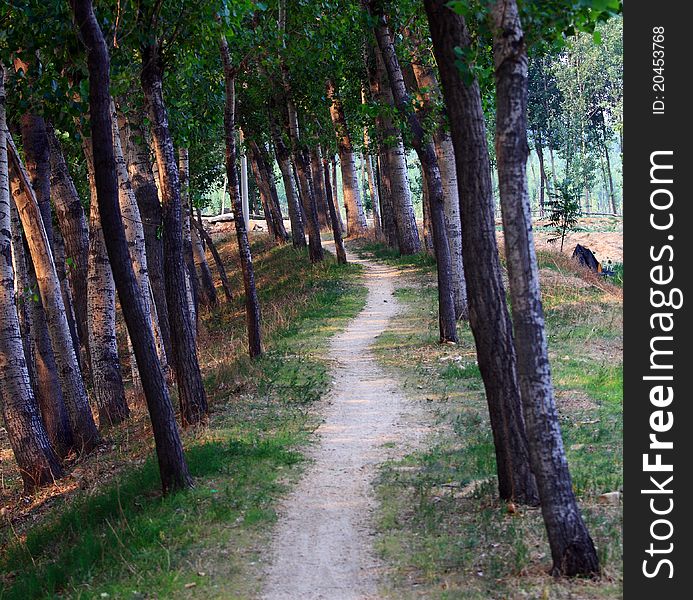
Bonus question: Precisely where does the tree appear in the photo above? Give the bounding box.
[0,67,64,492]
[370,3,457,344]
[491,0,599,575]
[220,32,263,359]
[424,0,538,505]
[546,178,582,251]
[70,0,193,493]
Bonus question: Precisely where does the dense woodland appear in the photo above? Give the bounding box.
[0,0,622,594]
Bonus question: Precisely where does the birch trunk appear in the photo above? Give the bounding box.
[0,75,64,490]
[53,228,81,363]
[327,80,367,237]
[220,34,263,358]
[491,0,598,574]
[111,100,169,374]
[323,157,347,264]
[424,0,538,505]
[6,132,100,452]
[73,0,193,492]
[140,43,207,426]
[330,155,345,234]
[178,147,199,328]
[371,9,457,343]
[119,110,173,365]
[83,136,129,426]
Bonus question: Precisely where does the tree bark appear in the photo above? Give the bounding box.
[118,108,173,367]
[365,39,420,254]
[326,80,367,237]
[371,8,457,344]
[323,157,347,264]
[71,0,193,492]
[111,100,169,375]
[310,146,331,231]
[1,71,64,491]
[53,227,82,368]
[140,44,208,426]
[82,135,130,426]
[220,34,263,358]
[359,87,382,238]
[424,0,538,505]
[190,215,233,303]
[491,0,599,575]
[7,132,100,453]
[191,217,218,307]
[8,188,72,457]
[47,124,91,371]
[248,139,288,243]
[20,114,53,248]
[178,147,199,326]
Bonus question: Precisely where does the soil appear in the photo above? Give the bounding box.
[261,244,425,600]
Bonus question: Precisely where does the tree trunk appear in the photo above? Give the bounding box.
[420,168,434,253]
[7,133,100,453]
[191,219,218,308]
[326,81,367,237]
[47,124,91,372]
[371,8,457,343]
[53,228,82,365]
[71,0,193,492]
[359,87,382,238]
[491,0,599,575]
[83,136,130,426]
[20,114,53,248]
[8,189,72,457]
[365,39,420,254]
[330,155,346,234]
[278,1,323,262]
[248,139,288,243]
[424,0,538,505]
[323,157,347,264]
[220,34,263,358]
[118,109,173,367]
[178,147,199,326]
[310,146,331,231]
[1,72,64,491]
[534,132,548,216]
[270,109,306,248]
[111,100,169,375]
[191,216,233,303]
[140,45,208,426]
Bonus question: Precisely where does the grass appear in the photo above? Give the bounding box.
[360,240,623,599]
[0,234,366,599]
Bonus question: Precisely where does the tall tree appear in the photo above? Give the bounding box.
[0,67,64,492]
[220,32,263,359]
[139,21,208,426]
[70,0,193,492]
[370,5,457,344]
[424,0,538,505]
[491,0,599,575]
[7,133,100,453]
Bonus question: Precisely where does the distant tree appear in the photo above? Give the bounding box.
[546,178,582,252]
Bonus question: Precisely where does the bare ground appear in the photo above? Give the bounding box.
[261,245,426,600]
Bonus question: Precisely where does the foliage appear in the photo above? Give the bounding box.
[546,178,583,251]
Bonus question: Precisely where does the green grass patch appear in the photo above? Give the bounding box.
[0,239,366,600]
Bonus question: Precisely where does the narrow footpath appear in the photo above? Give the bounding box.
[262,246,423,600]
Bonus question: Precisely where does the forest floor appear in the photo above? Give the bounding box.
[353,238,623,599]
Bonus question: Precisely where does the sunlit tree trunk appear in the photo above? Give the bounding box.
[7,133,100,453]
[140,43,208,426]
[220,33,263,358]
[424,0,538,505]
[491,0,599,574]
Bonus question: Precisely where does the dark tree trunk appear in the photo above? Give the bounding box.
[220,34,263,358]
[47,124,91,373]
[534,132,548,217]
[178,147,199,324]
[20,115,53,248]
[310,146,331,231]
[323,157,347,264]
[118,109,173,367]
[371,7,457,344]
[248,140,288,243]
[491,0,599,576]
[71,0,193,493]
[140,44,208,427]
[191,216,233,303]
[424,0,538,505]
[53,228,81,366]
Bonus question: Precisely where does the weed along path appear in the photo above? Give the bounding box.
[262,245,422,600]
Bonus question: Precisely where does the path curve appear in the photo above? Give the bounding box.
[262,246,421,600]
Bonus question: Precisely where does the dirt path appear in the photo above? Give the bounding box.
[261,247,423,600]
